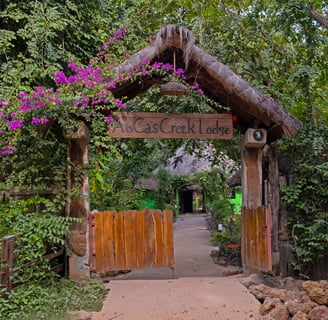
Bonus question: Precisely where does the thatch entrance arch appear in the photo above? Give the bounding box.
[67,25,302,277]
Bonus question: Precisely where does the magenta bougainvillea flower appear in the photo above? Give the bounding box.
[1,27,208,156]
[31,118,49,125]
[7,119,24,131]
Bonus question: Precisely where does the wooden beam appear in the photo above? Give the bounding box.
[240,129,267,209]
[267,144,280,269]
[64,121,90,278]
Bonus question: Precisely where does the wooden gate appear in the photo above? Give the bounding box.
[241,206,272,272]
[89,209,174,273]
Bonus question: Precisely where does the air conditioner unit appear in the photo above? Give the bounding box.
[244,128,267,148]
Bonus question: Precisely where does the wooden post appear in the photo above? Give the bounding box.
[240,128,267,274]
[64,121,90,278]
[277,175,294,277]
[267,144,280,271]
[240,129,267,209]
[241,147,263,209]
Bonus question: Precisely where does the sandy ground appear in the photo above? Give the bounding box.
[89,214,260,320]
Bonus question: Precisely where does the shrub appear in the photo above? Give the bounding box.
[210,232,241,266]
[278,123,328,278]
[0,277,106,320]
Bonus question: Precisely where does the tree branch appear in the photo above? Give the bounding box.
[308,9,328,28]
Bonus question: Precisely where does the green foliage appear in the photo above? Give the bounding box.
[0,0,109,97]
[104,0,327,125]
[0,121,67,190]
[89,146,145,211]
[154,169,177,210]
[210,231,241,266]
[0,196,79,282]
[0,277,106,320]
[278,123,328,278]
[193,168,235,228]
[0,0,326,300]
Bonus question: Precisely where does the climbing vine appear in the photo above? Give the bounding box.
[278,123,328,278]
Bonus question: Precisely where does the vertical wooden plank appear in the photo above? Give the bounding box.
[243,207,249,268]
[278,175,291,276]
[143,209,155,268]
[124,210,137,269]
[243,206,271,272]
[261,207,268,269]
[1,238,9,292]
[88,214,95,271]
[265,208,273,271]
[246,208,251,269]
[94,212,105,273]
[268,145,280,255]
[152,210,164,267]
[102,211,115,271]
[253,208,258,268]
[249,208,257,269]
[163,210,174,267]
[241,207,246,269]
[256,207,262,269]
[242,147,263,209]
[135,210,145,268]
[1,239,7,290]
[114,212,125,270]
[7,239,14,291]
[257,206,268,271]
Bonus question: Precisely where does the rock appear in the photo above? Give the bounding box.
[249,284,287,302]
[268,287,288,301]
[308,306,328,320]
[302,281,328,305]
[241,273,265,288]
[215,258,227,266]
[212,254,225,265]
[222,269,242,276]
[284,277,302,292]
[292,311,310,320]
[286,290,311,303]
[261,273,284,288]
[260,297,281,315]
[210,249,219,257]
[249,285,266,301]
[287,301,318,315]
[270,303,289,320]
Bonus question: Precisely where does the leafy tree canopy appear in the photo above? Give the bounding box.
[0,0,327,283]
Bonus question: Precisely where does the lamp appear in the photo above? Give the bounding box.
[253,129,264,141]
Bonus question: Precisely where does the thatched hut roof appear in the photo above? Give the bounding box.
[112,25,302,142]
[227,170,242,188]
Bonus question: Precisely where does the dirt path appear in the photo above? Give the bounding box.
[90,214,260,320]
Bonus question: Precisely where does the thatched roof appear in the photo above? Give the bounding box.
[112,25,302,142]
[136,145,235,190]
[227,170,242,188]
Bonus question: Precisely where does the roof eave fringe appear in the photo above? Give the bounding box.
[154,25,195,69]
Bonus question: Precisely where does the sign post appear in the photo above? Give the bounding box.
[108,112,233,140]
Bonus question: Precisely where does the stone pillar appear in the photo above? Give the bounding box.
[64,121,90,278]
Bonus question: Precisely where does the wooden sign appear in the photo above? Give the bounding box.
[108,112,233,139]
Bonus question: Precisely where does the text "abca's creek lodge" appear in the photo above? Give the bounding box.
[108,112,233,140]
